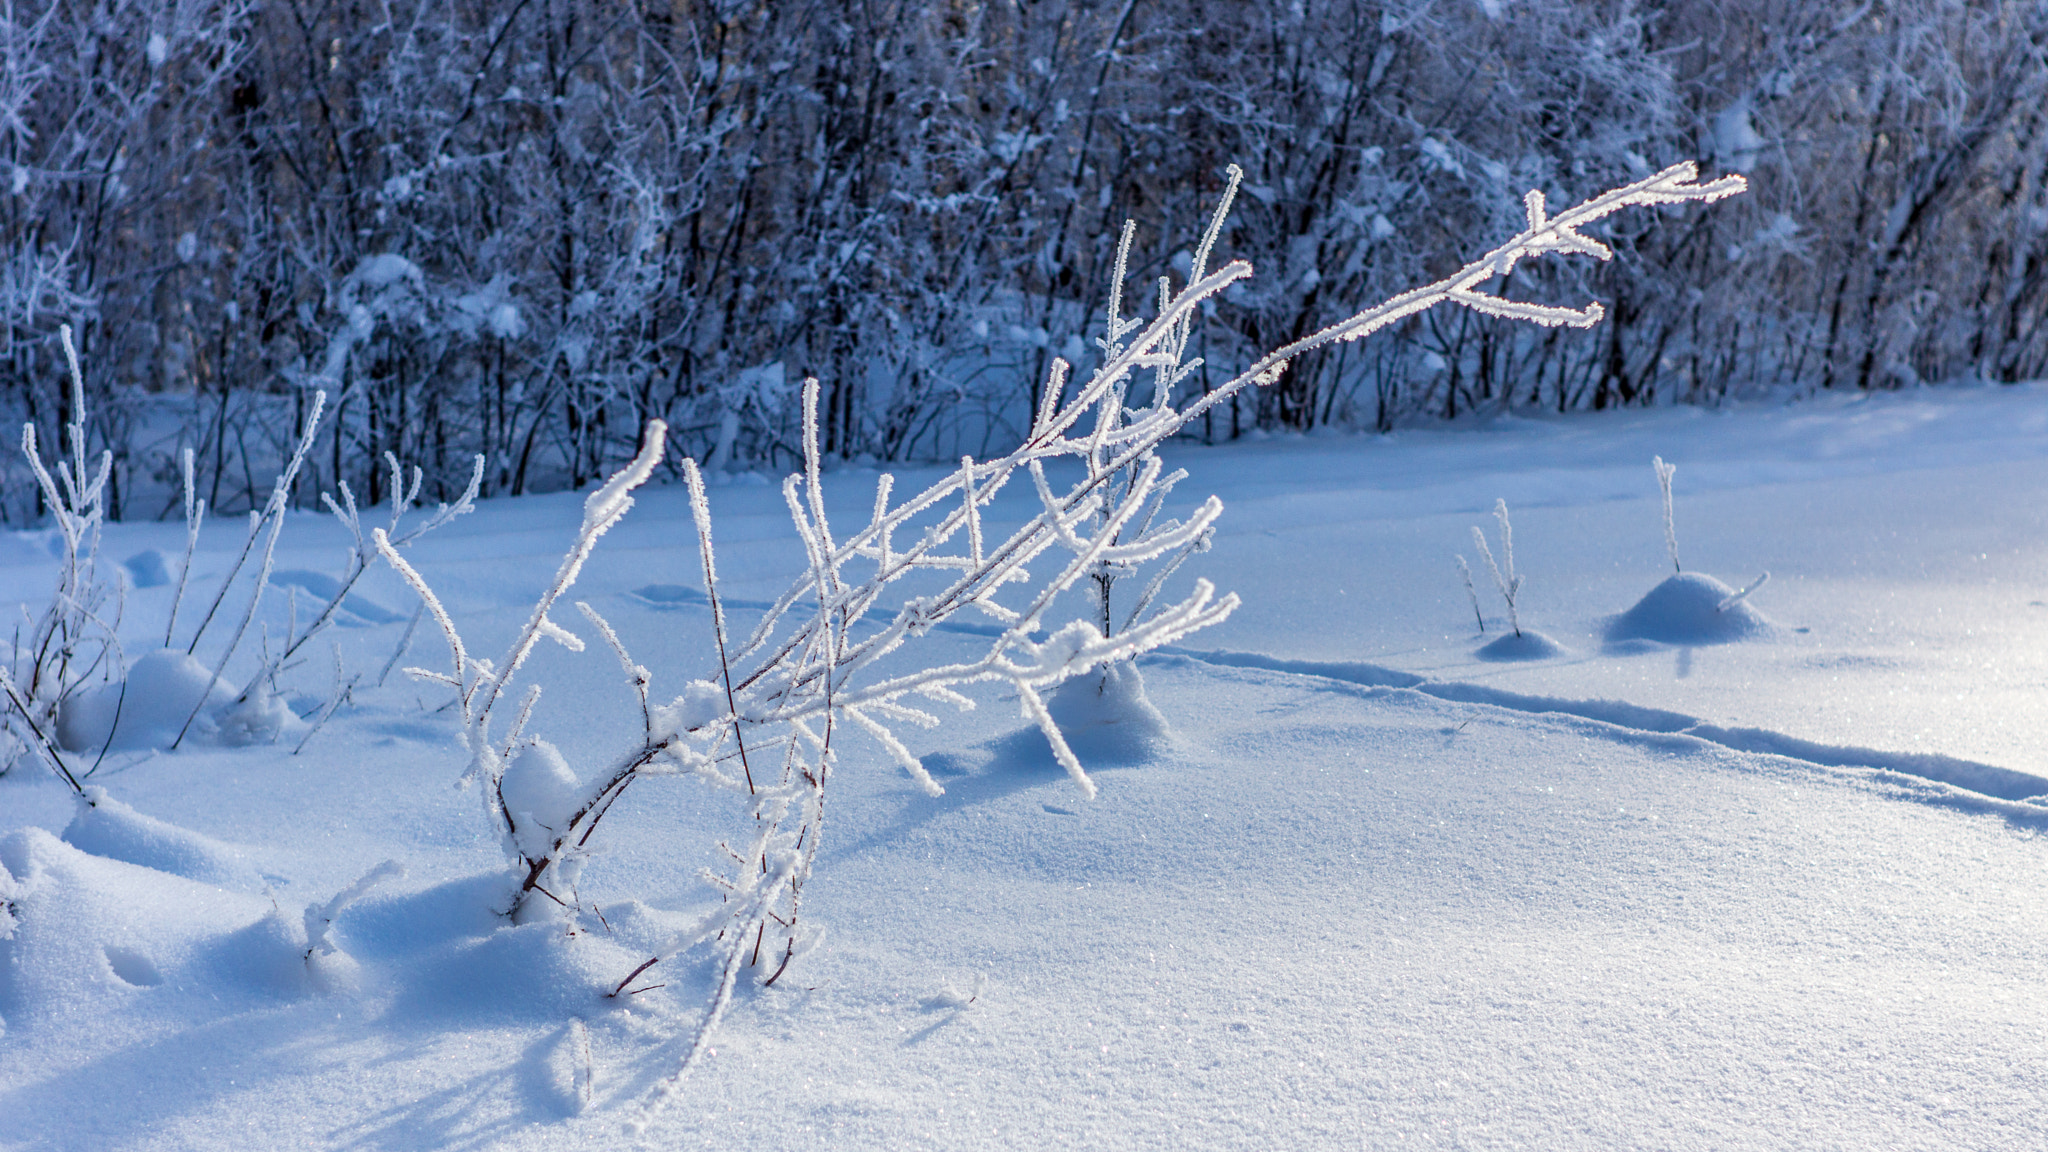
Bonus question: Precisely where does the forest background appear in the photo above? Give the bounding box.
[2,0,2043,522]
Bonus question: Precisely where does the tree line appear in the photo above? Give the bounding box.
[3,0,2043,521]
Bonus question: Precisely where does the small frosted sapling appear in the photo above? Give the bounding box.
[1468,500,1568,661]
[1470,499,1522,638]
[1653,453,1767,610]
[1058,187,1238,749]
[1653,458,1771,616]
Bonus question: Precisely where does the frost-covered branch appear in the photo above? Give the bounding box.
[2,326,112,780]
[371,160,1744,1125]
[1173,162,1746,437]
[242,451,483,704]
[373,424,667,872]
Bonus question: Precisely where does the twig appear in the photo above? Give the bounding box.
[0,666,82,795]
[1717,571,1770,612]
[1654,455,1680,573]
[1456,555,1485,632]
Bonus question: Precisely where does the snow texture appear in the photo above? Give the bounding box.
[60,787,264,892]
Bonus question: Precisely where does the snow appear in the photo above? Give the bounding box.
[1044,663,1174,763]
[123,549,171,589]
[1474,627,1569,661]
[60,787,265,892]
[351,253,423,291]
[6,383,2048,1148]
[487,303,525,341]
[53,649,234,753]
[498,739,583,861]
[270,568,407,625]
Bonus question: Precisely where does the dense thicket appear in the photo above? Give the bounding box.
[3,0,2044,521]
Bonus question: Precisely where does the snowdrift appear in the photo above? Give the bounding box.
[1607,571,1774,646]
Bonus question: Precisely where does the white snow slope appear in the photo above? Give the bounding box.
[5,383,2048,1150]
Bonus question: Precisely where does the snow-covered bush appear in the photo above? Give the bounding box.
[374,161,1745,1120]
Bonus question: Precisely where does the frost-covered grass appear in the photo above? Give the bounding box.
[6,380,2048,1149]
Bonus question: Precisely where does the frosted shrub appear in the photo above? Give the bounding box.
[2,328,478,784]
[1,328,115,785]
[369,162,1745,1120]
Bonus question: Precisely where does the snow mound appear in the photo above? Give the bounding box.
[329,873,514,960]
[1475,629,1569,662]
[54,648,233,752]
[631,583,707,608]
[271,569,405,624]
[124,549,172,588]
[1046,662,1174,763]
[62,787,266,892]
[385,919,636,1025]
[210,687,309,747]
[200,909,316,996]
[500,739,581,860]
[1607,572,1774,646]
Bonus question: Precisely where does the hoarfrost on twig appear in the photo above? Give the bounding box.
[1718,571,1769,612]
[1471,499,1522,638]
[374,160,1746,1126]
[1654,455,1680,573]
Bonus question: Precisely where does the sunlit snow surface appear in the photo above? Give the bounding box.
[6,384,2048,1149]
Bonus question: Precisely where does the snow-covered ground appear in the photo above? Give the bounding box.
[6,383,2048,1150]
